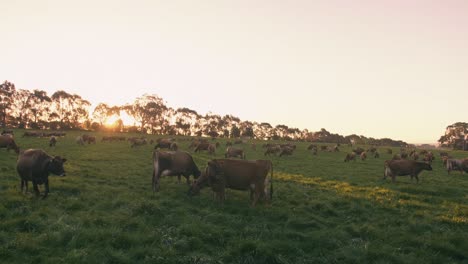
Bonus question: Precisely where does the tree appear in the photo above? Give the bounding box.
[0,81,16,127]
[124,94,167,133]
[438,122,468,150]
[29,90,52,128]
[230,125,240,138]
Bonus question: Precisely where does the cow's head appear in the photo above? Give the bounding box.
[422,162,433,171]
[188,161,218,196]
[48,156,67,176]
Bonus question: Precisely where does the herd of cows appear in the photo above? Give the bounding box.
[1,129,468,205]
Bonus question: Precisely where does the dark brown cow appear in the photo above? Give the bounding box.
[17,149,67,198]
[155,138,174,149]
[189,159,273,206]
[0,135,20,154]
[49,136,57,147]
[443,157,467,174]
[353,147,365,155]
[264,145,281,156]
[131,138,147,147]
[384,160,432,183]
[152,151,201,192]
[1,129,13,135]
[225,147,245,159]
[279,146,294,157]
[86,136,96,144]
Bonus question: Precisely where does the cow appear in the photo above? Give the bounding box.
[189,159,273,206]
[76,136,85,145]
[23,131,42,137]
[225,141,233,147]
[443,157,467,174]
[307,144,317,150]
[374,151,380,158]
[86,136,96,144]
[279,146,294,157]
[360,152,367,161]
[383,159,432,183]
[152,150,201,192]
[344,152,356,162]
[170,142,179,151]
[225,147,245,159]
[155,138,174,149]
[131,138,147,147]
[386,148,393,155]
[0,135,20,154]
[353,147,365,155]
[49,136,57,147]
[16,149,67,198]
[194,142,213,153]
[423,152,434,164]
[264,145,281,156]
[311,148,318,155]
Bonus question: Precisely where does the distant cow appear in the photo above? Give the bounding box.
[344,152,356,162]
[76,136,85,145]
[0,135,20,154]
[360,152,367,161]
[384,160,432,183]
[194,142,213,154]
[386,149,393,155]
[374,151,380,158]
[353,147,365,155]
[1,129,13,135]
[155,138,174,149]
[189,159,273,206]
[279,146,294,157]
[152,151,201,192]
[49,136,57,147]
[264,145,281,156]
[131,138,147,147]
[86,136,96,144]
[17,149,67,198]
[225,147,245,159]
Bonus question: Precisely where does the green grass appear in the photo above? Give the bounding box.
[1,129,467,263]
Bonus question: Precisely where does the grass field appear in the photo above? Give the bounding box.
[0,130,467,263]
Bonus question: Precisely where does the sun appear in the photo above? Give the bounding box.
[104,112,136,127]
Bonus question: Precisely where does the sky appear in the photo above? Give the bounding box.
[1,0,467,144]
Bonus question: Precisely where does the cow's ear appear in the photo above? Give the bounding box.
[62,158,67,163]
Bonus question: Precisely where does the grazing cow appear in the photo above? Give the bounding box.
[131,138,147,147]
[386,149,393,155]
[353,147,365,155]
[360,152,367,161]
[344,152,356,162]
[86,136,96,144]
[307,144,317,150]
[444,157,467,174]
[0,135,20,154]
[76,136,85,145]
[192,142,215,155]
[152,151,201,192]
[49,136,57,147]
[279,146,294,157]
[264,145,281,156]
[16,149,67,198]
[384,160,432,183]
[189,159,273,206]
[155,138,174,149]
[367,147,377,153]
[225,147,245,159]
[320,146,328,151]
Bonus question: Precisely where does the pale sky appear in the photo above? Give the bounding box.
[1,0,467,144]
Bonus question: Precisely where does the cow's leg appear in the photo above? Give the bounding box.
[33,181,40,197]
[414,174,419,183]
[21,180,25,193]
[43,179,49,199]
[152,171,160,192]
[184,175,190,185]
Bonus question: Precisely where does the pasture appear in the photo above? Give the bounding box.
[0,130,467,263]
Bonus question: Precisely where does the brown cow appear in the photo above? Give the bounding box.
[384,160,432,183]
[353,147,365,155]
[155,138,174,149]
[360,152,367,161]
[131,138,148,147]
[0,135,20,154]
[344,152,356,162]
[17,149,67,198]
[193,142,215,155]
[225,147,245,159]
[152,150,201,192]
[443,157,467,174]
[189,159,273,206]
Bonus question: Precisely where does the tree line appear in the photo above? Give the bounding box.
[1,80,413,147]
